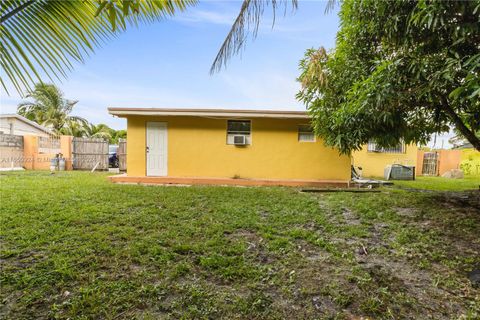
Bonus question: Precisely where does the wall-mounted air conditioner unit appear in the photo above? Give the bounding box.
[233,135,247,146]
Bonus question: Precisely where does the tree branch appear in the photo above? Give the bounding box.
[1,0,35,24]
[441,97,480,151]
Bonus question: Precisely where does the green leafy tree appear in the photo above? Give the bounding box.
[17,83,88,134]
[297,0,480,153]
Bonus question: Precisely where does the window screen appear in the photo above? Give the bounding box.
[298,125,315,142]
[227,120,251,134]
[367,141,405,153]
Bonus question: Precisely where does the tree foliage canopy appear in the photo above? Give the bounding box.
[297,0,480,153]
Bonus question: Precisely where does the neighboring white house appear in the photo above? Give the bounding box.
[0,114,52,137]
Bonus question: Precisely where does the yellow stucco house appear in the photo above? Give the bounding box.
[352,142,418,178]
[108,108,352,187]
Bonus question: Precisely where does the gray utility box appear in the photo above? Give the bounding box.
[384,164,415,180]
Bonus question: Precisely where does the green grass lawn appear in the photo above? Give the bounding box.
[393,176,480,191]
[1,171,479,319]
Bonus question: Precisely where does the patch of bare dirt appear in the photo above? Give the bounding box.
[395,207,418,217]
[438,191,480,214]
[295,239,331,262]
[258,209,270,219]
[0,291,21,315]
[342,208,361,225]
[302,221,318,230]
[225,229,262,245]
[311,295,338,316]
[409,191,480,264]
[286,259,355,317]
[355,254,470,318]
[224,229,276,264]
[0,249,46,270]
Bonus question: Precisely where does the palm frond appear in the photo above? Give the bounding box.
[324,0,337,14]
[95,0,196,30]
[1,0,196,96]
[17,83,87,133]
[60,118,88,137]
[84,122,114,139]
[68,115,89,127]
[210,0,339,73]
[210,0,298,74]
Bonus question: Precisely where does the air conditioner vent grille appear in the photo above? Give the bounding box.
[233,135,247,145]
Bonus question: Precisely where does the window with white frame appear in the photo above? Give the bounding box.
[298,125,315,142]
[367,140,405,153]
[227,120,251,145]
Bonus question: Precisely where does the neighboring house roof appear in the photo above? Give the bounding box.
[0,114,53,135]
[449,134,474,149]
[108,107,310,119]
[452,142,474,149]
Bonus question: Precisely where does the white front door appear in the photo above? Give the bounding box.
[146,122,167,176]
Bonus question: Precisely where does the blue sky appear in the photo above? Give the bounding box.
[1,1,339,130]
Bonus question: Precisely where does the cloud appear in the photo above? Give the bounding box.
[173,9,236,26]
[173,3,312,33]
[220,70,304,110]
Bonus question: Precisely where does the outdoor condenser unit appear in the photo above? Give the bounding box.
[384,164,415,180]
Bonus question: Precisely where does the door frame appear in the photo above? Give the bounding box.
[146,121,168,176]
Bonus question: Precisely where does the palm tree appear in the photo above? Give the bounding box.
[1,0,196,95]
[84,123,115,140]
[112,129,127,144]
[60,119,88,138]
[17,83,88,135]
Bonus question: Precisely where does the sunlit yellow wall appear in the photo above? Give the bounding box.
[460,148,480,176]
[126,116,351,181]
[352,144,418,178]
